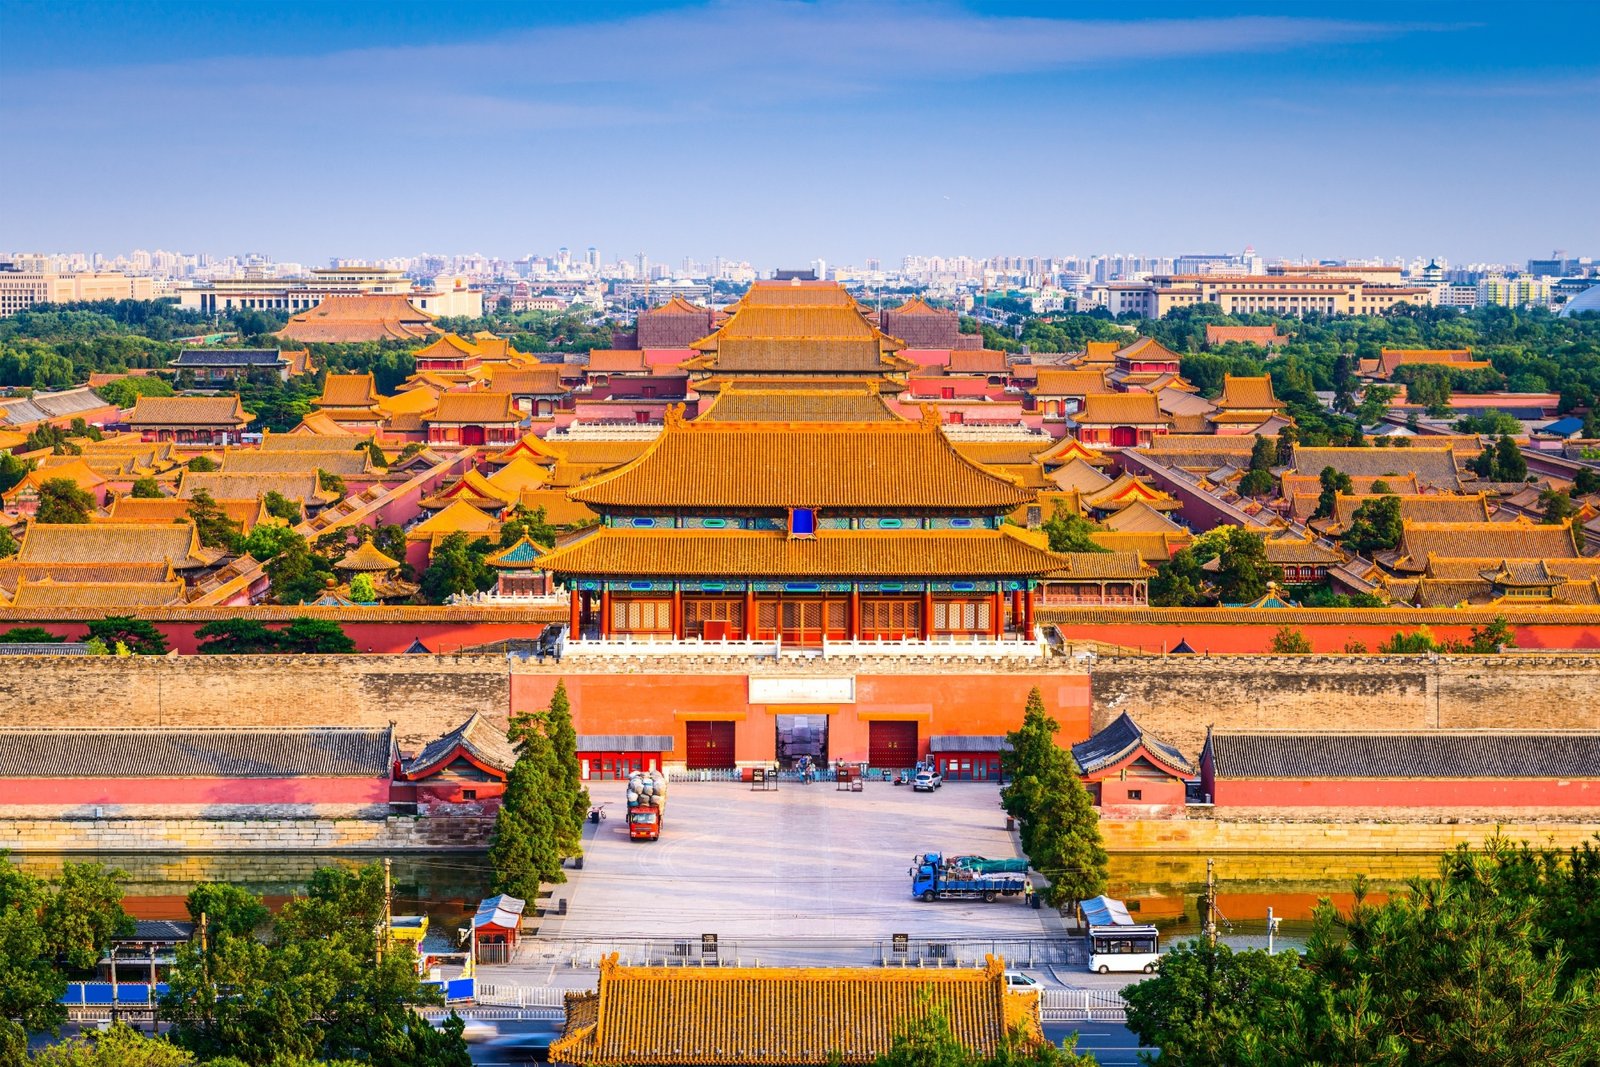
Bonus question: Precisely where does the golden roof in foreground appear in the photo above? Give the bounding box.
[552,954,1040,1066]
[570,407,1034,512]
[535,526,1067,578]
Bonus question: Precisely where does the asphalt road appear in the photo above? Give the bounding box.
[1048,1021,1159,1065]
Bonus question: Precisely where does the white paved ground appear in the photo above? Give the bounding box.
[545,780,1053,946]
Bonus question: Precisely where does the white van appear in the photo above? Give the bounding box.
[1087,924,1162,974]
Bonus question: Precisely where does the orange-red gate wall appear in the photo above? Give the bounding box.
[510,673,1091,766]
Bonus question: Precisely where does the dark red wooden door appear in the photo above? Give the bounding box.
[685,721,736,769]
[868,721,919,769]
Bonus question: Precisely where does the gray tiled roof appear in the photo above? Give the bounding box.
[928,735,1013,753]
[403,713,518,778]
[1072,712,1195,776]
[0,727,395,778]
[1205,731,1600,779]
[169,349,289,367]
[576,734,675,751]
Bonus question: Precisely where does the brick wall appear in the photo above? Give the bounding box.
[2,652,1596,766]
[1090,653,1600,756]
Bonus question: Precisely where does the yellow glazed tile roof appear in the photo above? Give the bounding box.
[17,521,215,569]
[551,954,1039,1066]
[1073,393,1170,426]
[11,577,187,608]
[570,410,1034,512]
[127,396,253,427]
[536,526,1068,578]
[316,373,381,409]
[1215,375,1284,411]
[431,391,521,424]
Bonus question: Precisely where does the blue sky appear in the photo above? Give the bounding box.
[2,1,1596,268]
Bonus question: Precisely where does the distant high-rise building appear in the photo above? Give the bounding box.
[586,247,599,271]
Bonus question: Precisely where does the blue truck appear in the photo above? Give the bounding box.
[910,852,1029,902]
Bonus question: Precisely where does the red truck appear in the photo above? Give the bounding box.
[626,771,666,841]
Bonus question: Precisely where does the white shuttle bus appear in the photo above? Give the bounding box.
[1087,924,1162,974]
[1080,894,1163,974]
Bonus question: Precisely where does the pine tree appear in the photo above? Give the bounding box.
[1000,687,1108,906]
[489,712,566,898]
[544,681,590,857]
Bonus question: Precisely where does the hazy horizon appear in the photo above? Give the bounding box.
[3,1,1597,267]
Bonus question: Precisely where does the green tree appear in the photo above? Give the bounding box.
[1268,627,1312,654]
[419,532,496,603]
[130,477,162,499]
[1466,616,1517,653]
[1573,467,1600,496]
[265,536,335,605]
[185,488,242,549]
[499,503,560,548]
[184,883,269,940]
[94,374,176,410]
[0,626,65,643]
[1000,688,1107,908]
[349,573,377,602]
[35,478,96,523]
[83,617,169,656]
[366,441,388,469]
[544,681,590,858]
[1213,528,1282,603]
[870,991,1092,1067]
[193,619,284,655]
[1247,434,1276,472]
[1238,468,1275,498]
[1379,626,1444,654]
[26,1022,196,1066]
[0,450,35,494]
[317,469,347,500]
[1473,434,1529,482]
[41,861,133,970]
[1355,384,1397,426]
[237,521,304,562]
[261,490,302,524]
[1540,489,1578,525]
[1148,548,1210,607]
[278,617,356,654]
[0,525,17,559]
[186,455,218,473]
[0,857,67,1059]
[1123,939,1309,1067]
[1342,495,1404,555]
[490,712,566,898]
[1312,466,1353,520]
[1040,506,1107,554]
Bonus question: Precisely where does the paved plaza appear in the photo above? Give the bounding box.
[524,780,1060,970]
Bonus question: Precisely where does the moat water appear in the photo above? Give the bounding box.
[9,849,1450,954]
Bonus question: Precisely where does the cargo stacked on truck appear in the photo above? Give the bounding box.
[626,771,666,841]
[909,852,1029,902]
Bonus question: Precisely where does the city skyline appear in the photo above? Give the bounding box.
[3,1,1598,265]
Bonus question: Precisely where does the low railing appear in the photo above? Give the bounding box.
[476,983,572,1009]
[566,631,1049,659]
[1040,987,1129,1021]
[566,635,782,656]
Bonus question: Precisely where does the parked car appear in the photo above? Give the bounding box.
[913,770,943,792]
[1004,970,1043,994]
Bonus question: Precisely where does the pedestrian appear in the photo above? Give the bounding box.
[1023,882,1034,907]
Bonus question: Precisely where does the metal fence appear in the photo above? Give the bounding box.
[1040,987,1129,1022]
[476,983,573,1009]
[523,935,1073,971]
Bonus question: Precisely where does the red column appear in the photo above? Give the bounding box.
[991,591,1004,638]
[920,589,934,641]
[569,588,580,634]
[599,589,611,639]
[672,586,684,640]
[1023,588,1035,635]
[849,589,861,641]
[744,587,756,639]
[1011,588,1023,630]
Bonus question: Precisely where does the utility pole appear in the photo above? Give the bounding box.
[1204,858,1218,947]
[1267,906,1281,955]
[379,857,393,964]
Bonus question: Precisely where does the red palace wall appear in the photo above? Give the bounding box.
[1214,778,1599,808]
[1053,621,1600,653]
[510,672,1091,766]
[0,777,391,812]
